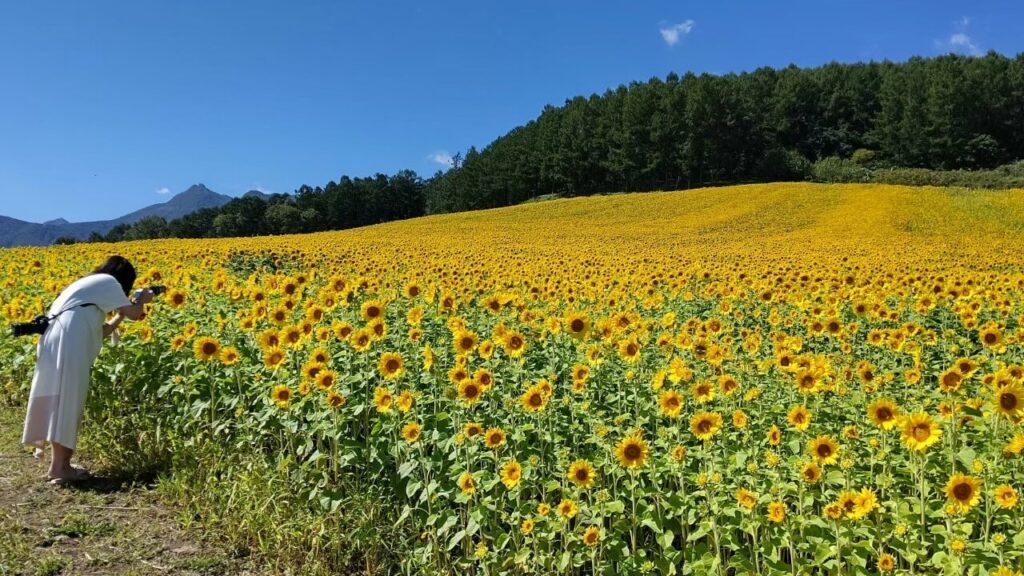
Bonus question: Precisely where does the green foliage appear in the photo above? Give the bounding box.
[811,158,1024,189]
[427,52,1024,212]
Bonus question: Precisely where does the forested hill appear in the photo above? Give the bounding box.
[425,52,1024,213]
[74,52,1024,245]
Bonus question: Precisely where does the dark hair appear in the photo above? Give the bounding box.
[92,255,136,296]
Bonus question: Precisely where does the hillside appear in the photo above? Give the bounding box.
[0,184,231,247]
[11,183,1024,273]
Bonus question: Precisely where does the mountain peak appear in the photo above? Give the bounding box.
[178,183,215,198]
[43,218,69,226]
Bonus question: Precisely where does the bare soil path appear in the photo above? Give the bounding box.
[0,407,262,576]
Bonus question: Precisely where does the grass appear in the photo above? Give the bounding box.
[0,404,264,576]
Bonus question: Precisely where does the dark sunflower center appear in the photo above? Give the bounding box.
[1000,392,1018,410]
[570,319,585,332]
[202,343,217,355]
[913,424,930,441]
[386,359,400,372]
[624,444,642,460]
[953,483,973,501]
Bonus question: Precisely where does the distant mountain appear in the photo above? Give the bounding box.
[243,189,272,201]
[0,184,232,247]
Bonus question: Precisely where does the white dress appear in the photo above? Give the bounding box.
[21,274,131,450]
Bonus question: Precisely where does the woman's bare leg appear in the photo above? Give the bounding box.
[47,442,75,479]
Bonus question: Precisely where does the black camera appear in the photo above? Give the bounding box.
[150,285,167,296]
[11,315,51,337]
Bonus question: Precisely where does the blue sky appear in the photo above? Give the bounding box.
[1,0,1022,223]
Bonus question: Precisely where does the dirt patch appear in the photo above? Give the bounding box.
[0,407,263,576]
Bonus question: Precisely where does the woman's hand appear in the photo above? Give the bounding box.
[133,288,156,305]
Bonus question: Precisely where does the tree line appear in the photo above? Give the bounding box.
[78,52,1024,244]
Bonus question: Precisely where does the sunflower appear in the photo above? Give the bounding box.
[766,501,786,523]
[473,368,494,389]
[867,399,899,430]
[193,336,220,361]
[463,422,483,438]
[453,330,478,355]
[484,427,506,449]
[422,344,434,371]
[994,382,1024,419]
[582,526,600,547]
[396,390,414,413]
[938,368,963,393]
[325,390,346,409]
[565,312,590,339]
[378,352,405,380]
[979,324,1003,349]
[795,369,818,394]
[767,425,782,446]
[351,329,372,352]
[617,338,641,363]
[501,331,527,357]
[278,323,301,344]
[945,474,981,513]
[877,553,896,573]
[556,498,578,520]
[567,459,596,489]
[310,347,330,365]
[360,300,384,321]
[165,288,187,308]
[736,488,758,510]
[457,472,476,495]
[573,364,590,382]
[520,518,534,535]
[787,405,811,431]
[458,379,484,405]
[690,411,723,441]
[499,459,522,489]
[658,389,684,419]
[900,412,942,451]
[808,436,840,465]
[269,306,290,326]
[718,374,740,397]
[373,387,393,413]
[690,380,715,403]
[169,335,185,351]
[732,410,748,429]
[333,322,353,341]
[849,488,878,519]
[301,360,324,382]
[262,347,286,369]
[614,434,649,469]
[521,385,548,412]
[993,484,1018,509]
[800,462,822,484]
[402,421,422,444]
[220,346,240,365]
[271,384,292,409]
[314,369,338,391]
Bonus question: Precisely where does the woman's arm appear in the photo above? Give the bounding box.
[103,313,125,337]
[114,289,154,322]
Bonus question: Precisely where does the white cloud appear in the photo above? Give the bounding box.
[254,184,276,194]
[938,17,982,56]
[156,187,171,195]
[659,20,695,47]
[428,151,454,167]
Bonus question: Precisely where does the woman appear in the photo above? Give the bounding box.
[21,255,154,484]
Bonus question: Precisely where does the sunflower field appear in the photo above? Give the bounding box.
[3,182,1024,575]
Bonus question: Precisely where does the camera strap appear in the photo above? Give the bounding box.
[46,302,99,322]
